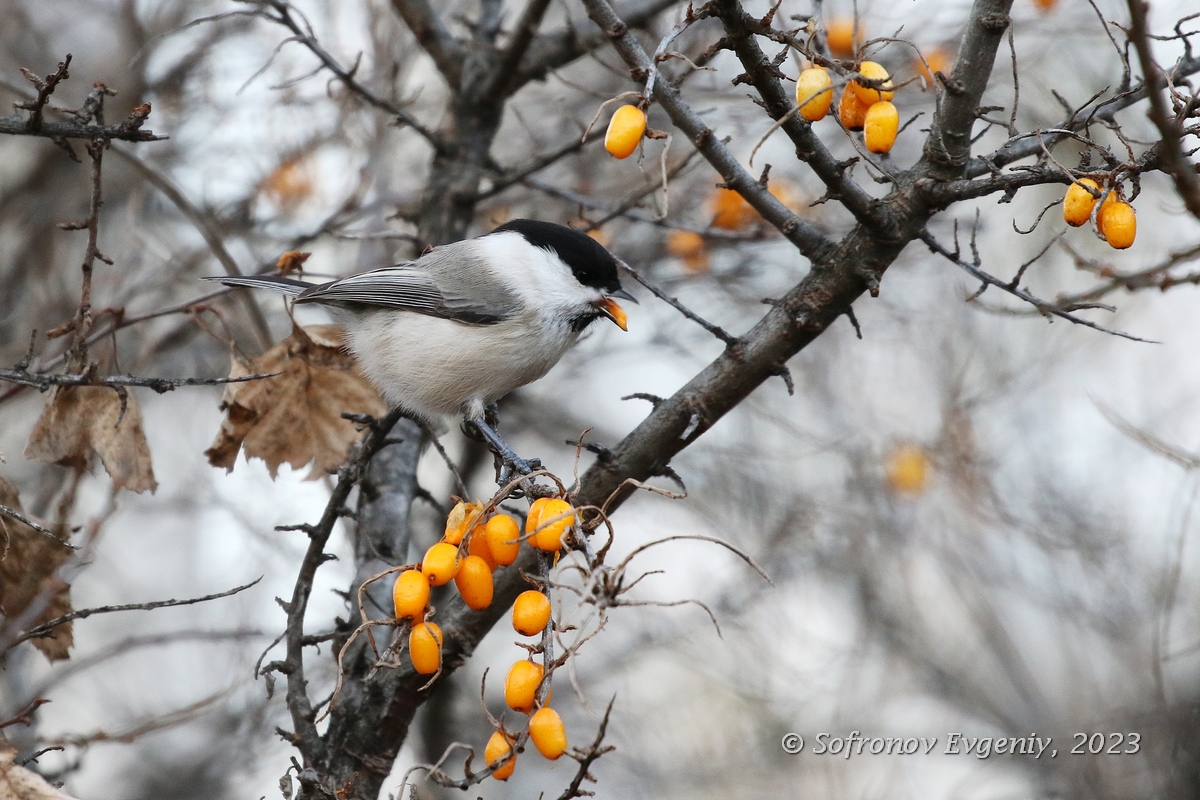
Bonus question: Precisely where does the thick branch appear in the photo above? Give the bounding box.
[708,0,884,228]
[389,0,467,87]
[920,0,1015,180]
[1126,0,1200,220]
[581,0,834,262]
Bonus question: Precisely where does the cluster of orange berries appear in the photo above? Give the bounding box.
[1063,178,1136,249]
[796,59,899,154]
[392,497,580,780]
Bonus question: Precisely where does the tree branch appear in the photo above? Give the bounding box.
[389,0,467,87]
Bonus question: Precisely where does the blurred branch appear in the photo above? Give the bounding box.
[515,0,682,86]
[242,0,443,148]
[111,146,274,348]
[12,578,262,648]
[389,0,467,87]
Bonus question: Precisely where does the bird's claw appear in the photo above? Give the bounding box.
[499,455,542,484]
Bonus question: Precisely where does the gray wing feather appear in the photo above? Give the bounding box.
[294,242,519,324]
[203,275,315,295]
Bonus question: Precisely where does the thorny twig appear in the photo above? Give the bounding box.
[13,578,262,647]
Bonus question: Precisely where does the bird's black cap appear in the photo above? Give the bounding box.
[492,219,622,293]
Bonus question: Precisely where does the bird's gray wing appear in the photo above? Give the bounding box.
[295,244,519,324]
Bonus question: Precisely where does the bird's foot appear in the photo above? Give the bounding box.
[473,417,542,488]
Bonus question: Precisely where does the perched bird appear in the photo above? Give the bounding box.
[208,219,634,477]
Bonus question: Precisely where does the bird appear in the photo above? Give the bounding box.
[207,219,635,479]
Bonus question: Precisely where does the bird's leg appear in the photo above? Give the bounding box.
[473,414,542,484]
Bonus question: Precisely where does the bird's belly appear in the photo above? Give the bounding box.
[337,311,575,421]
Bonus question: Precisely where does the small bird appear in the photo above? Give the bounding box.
[208,219,634,478]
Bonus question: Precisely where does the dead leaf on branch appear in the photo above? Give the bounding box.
[0,479,72,662]
[23,386,157,494]
[0,745,80,799]
[205,325,387,479]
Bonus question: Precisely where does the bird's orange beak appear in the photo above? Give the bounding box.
[596,296,628,331]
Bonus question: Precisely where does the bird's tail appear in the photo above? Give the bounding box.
[203,275,315,296]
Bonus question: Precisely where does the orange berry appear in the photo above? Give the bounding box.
[604,105,646,159]
[1034,0,1056,12]
[886,444,930,494]
[1063,178,1101,227]
[825,18,863,58]
[513,590,552,636]
[1098,200,1136,249]
[795,67,834,121]
[392,569,431,620]
[422,542,460,586]
[409,621,443,675]
[864,101,899,154]
[709,188,757,230]
[468,528,499,571]
[849,61,894,105]
[1095,192,1118,236]
[914,46,952,86]
[528,707,568,760]
[504,660,544,713]
[484,730,516,780]
[444,500,482,545]
[454,555,494,610]
[532,499,575,551]
[484,514,521,566]
[838,89,870,131]
[525,497,552,535]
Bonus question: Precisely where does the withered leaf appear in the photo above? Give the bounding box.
[0,745,81,799]
[206,325,387,479]
[24,385,157,494]
[0,479,72,662]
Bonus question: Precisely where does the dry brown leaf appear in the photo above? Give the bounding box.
[0,479,72,662]
[0,745,80,799]
[23,386,156,494]
[206,325,387,479]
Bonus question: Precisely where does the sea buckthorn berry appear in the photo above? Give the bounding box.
[532,499,575,552]
[1034,0,1057,12]
[529,707,568,760]
[454,555,494,610]
[864,101,899,154]
[886,444,931,494]
[513,590,552,636]
[1063,178,1101,227]
[849,61,894,105]
[422,541,460,586]
[1095,192,1118,236]
[796,67,834,121]
[838,89,870,131]
[485,514,521,566]
[710,188,757,230]
[409,621,443,675]
[485,730,516,780]
[605,105,646,159]
[468,528,498,571]
[1098,201,1136,249]
[525,497,552,535]
[393,569,431,620]
[504,660,544,713]
[825,18,863,58]
[444,500,482,545]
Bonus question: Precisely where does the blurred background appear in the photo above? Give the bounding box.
[1,0,1199,797]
